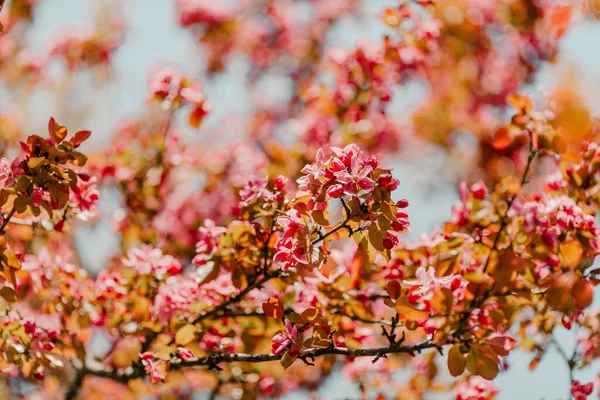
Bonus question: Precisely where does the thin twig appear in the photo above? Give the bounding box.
[0,208,16,234]
[550,336,576,400]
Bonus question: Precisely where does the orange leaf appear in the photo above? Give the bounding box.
[448,345,466,377]
[548,4,573,40]
[175,324,196,346]
[394,298,429,322]
[492,126,513,151]
[298,308,322,326]
[572,278,594,309]
[262,297,284,319]
[280,350,296,370]
[560,240,583,269]
[48,117,67,144]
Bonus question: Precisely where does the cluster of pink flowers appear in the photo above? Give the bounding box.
[571,380,594,400]
[405,266,468,306]
[274,237,309,271]
[151,275,200,323]
[298,145,383,200]
[451,180,489,226]
[139,352,165,382]
[521,194,599,237]
[21,248,82,298]
[239,175,287,208]
[148,66,209,128]
[0,157,14,189]
[175,0,232,28]
[454,376,499,400]
[298,144,401,205]
[95,270,128,300]
[271,319,298,355]
[122,245,183,278]
[192,219,227,265]
[46,19,124,71]
[0,312,61,380]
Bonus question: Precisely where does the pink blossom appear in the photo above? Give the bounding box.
[274,237,309,270]
[454,376,499,400]
[122,245,183,277]
[277,210,305,238]
[331,144,376,196]
[31,187,45,207]
[152,275,200,323]
[239,176,275,206]
[148,66,184,99]
[571,380,594,400]
[271,319,298,354]
[95,270,127,299]
[139,352,165,382]
[0,157,13,188]
[178,348,196,361]
[193,219,227,265]
[405,267,467,303]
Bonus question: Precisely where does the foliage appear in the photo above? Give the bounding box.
[0,0,599,399]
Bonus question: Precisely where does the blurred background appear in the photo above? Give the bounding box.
[1,0,600,398]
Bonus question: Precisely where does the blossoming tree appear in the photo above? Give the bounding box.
[0,0,599,399]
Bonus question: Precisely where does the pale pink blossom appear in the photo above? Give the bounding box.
[152,275,200,323]
[122,245,183,277]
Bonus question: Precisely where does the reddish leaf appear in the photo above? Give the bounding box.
[548,4,573,40]
[492,126,513,151]
[48,117,68,144]
[262,297,284,319]
[386,280,401,300]
[486,336,517,357]
[572,278,594,309]
[70,130,92,148]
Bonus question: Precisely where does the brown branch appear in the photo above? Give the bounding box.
[312,198,353,245]
[192,271,282,324]
[84,339,443,382]
[550,336,577,400]
[0,208,16,234]
[65,367,87,400]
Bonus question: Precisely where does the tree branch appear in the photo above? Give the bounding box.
[551,336,577,400]
[84,339,443,382]
[312,199,353,245]
[0,208,16,234]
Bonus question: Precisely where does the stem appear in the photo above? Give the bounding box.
[161,108,175,146]
[0,208,16,234]
[312,199,353,245]
[483,132,537,273]
[192,271,281,324]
